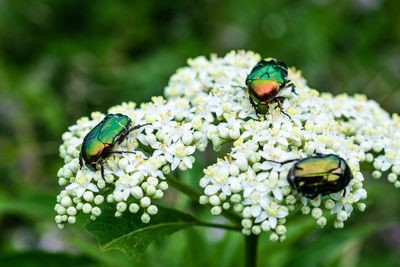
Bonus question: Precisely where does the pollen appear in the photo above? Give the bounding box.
[192,119,203,130]
[204,166,215,176]
[286,107,299,116]
[175,144,189,157]
[77,116,89,126]
[76,173,89,186]
[168,86,179,97]
[268,176,278,189]
[144,114,156,124]
[149,157,162,169]
[265,202,279,216]
[213,172,228,184]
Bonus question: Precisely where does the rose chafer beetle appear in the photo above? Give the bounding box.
[79,113,147,178]
[244,59,296,117]
[266,154,352,199]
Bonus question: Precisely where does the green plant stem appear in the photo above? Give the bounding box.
[245,234,258,267]
[196,221,240,231]
[165,174,242,226]
[165,174,201,200]
[140,144,241,225]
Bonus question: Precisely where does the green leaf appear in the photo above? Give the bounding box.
[0,193,55,220]
[284,222,378,267]
[85,204,198,260]
[0,251,95,267]
[66,238,136,267]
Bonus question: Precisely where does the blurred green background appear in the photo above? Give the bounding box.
[1,0,400,266]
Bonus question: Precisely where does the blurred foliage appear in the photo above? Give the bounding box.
[0,0,400,266]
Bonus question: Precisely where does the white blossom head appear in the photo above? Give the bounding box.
[56,50,398,241]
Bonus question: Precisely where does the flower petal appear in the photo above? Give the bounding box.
[254,212,267,223]
[77,188,85,198]
[251,205,261,217]
[205,185,220,195]
[273,189,283,201]
[182,157,193,169]
[87,183,99,192]
[269,216,277,229]
[66,183,79,190]
[171,157,180,171]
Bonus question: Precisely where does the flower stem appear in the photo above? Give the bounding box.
[165,174,242,226]
[165,174,201,200]
[245,234,258,267]
[196,221,240,231]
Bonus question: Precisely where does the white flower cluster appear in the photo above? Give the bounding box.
[55,50,398,241]
[333,94,400,186]
[55,99,203,228]
[164,50,396,240]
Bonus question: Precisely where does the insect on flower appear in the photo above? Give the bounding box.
[265,154,352,199]
[239,59,296,118]
[79,113,148,178]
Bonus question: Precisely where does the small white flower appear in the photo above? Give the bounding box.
[256,171,289,201]
[241,120,269,142]
[166,141,196,170]
[330,189,366,216]
[114,173,140,200]
[203,162,233,196]
[66,169,98,198]
[137,156,166,180]
[125,151,147,173]
[167,122,194,143]
[57,50,397,234]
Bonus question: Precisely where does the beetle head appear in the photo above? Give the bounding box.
[85,162,97,172]
[255,102,269,115]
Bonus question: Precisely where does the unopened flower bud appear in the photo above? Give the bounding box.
[211,206,222,215]
[147,205,158,215]
[91,207,101,216]
[140,197,151,208]
[129,203,140,213]
[141,213,151,224]
[117,202,127,212]
[82,203,92,214]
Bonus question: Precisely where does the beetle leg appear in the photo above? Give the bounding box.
[286,82,297,95]
[248,93,261,117]
[100,161,105,179]
[79,153,83,169]
[281,110,291,119]
[272,97,291,119]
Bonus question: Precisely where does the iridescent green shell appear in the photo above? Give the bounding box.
[80,113,131,170]
[97,114,131,144]
[246,59,288,86]
[288,154,352,198]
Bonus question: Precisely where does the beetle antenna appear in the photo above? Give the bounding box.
[233,85,246,90]
[79,153,83,169]
[281,110,292,120]
[286,82,297,95]
[264,158,299,165]
[110,150,136,154]
[129,123,150,132]
[100,161,105,179]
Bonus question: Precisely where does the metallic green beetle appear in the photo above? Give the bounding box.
[245,59,296,117]
[266,154,352,199]
[79,113,147,178]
